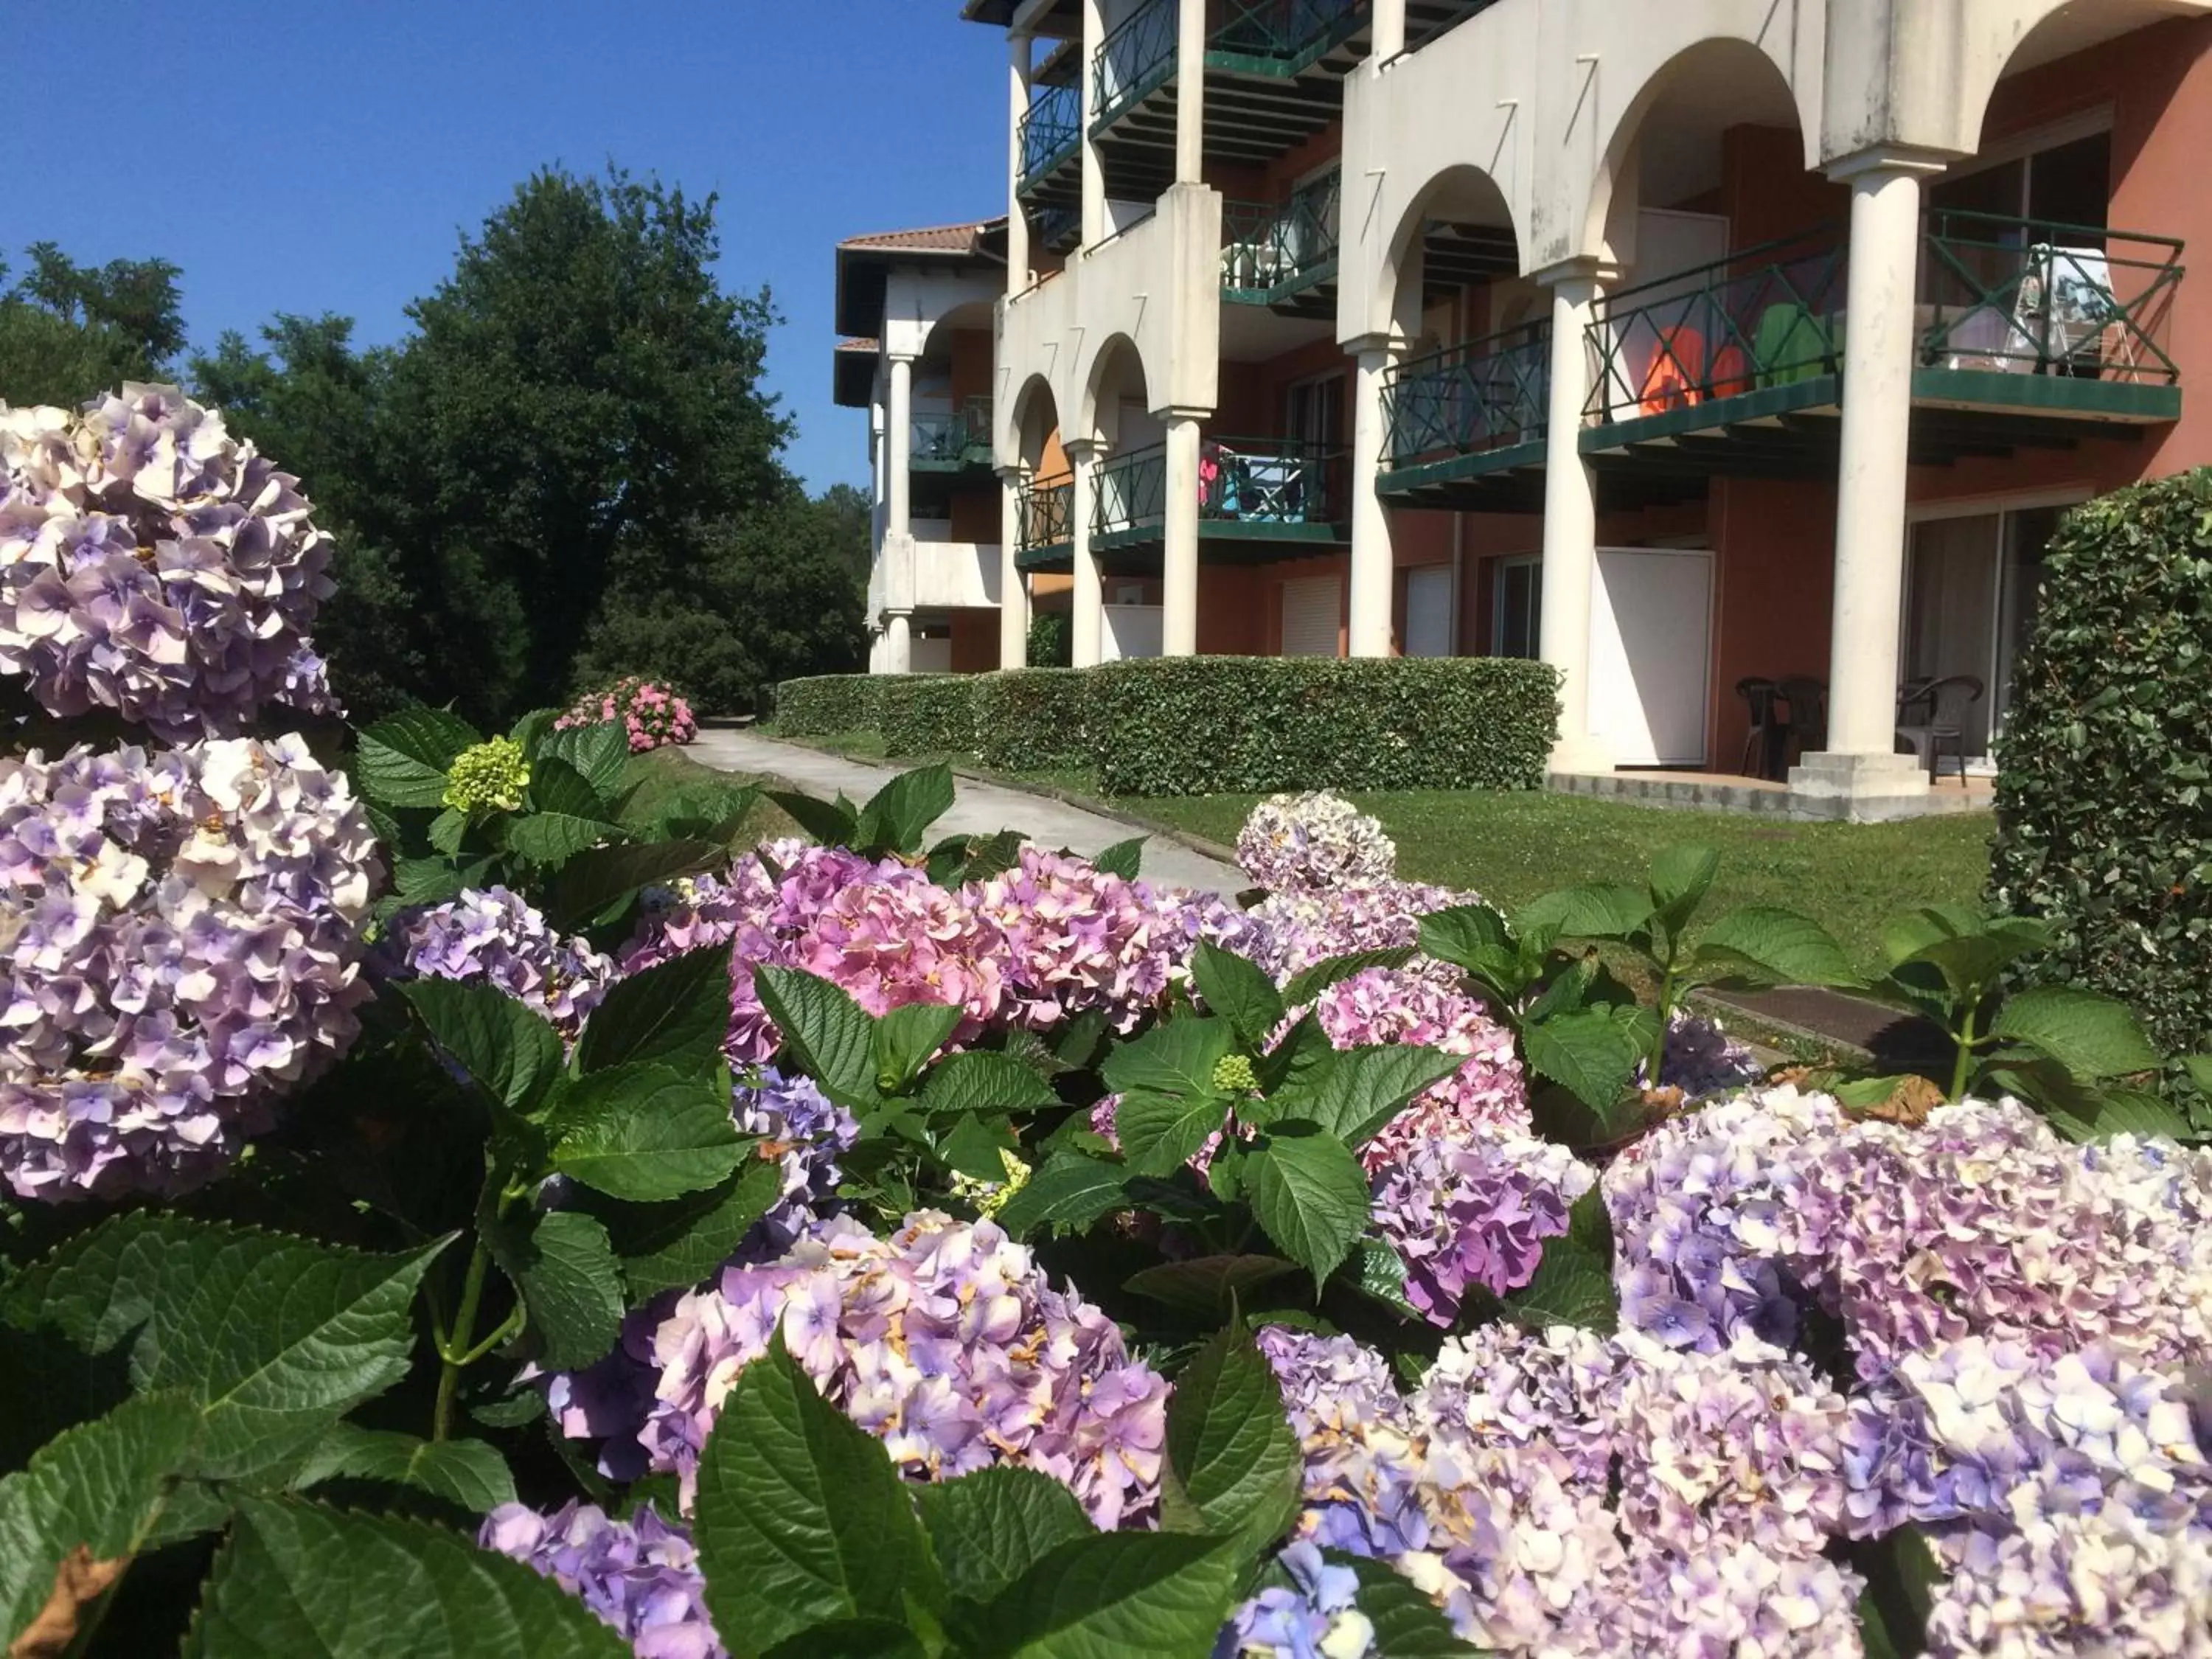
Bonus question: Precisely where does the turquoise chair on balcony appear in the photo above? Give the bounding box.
[1752,304,1838,387]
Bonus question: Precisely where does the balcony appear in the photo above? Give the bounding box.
[1578,212,2184,498]
[1015,473,1075,568]
[1376,327,1551,509]
[911,397,995,476]
[1017,80,1082,210]
[1018,437,1347,572]
[1220,170,1340,317]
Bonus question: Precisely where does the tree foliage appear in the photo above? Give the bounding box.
[0,243,185,407]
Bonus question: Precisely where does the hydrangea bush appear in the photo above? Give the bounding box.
[1,483,2204,1659]
[557,675,698,753]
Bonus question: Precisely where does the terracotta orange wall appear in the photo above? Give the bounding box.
[1722,126,1847,249]
[1705,476,1837,771]
[949,611,998,672]
[947,330,994,405]
[1197,564,1268,653]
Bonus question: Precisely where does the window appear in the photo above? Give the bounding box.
[1902,503,2073,763]
[1493,556,1541,660]
[1286,374,1345,453]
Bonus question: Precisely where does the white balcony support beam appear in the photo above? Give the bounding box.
[1175,0,1205,185]
[1347,344,1396,658]
[998,465,1029,669]
[1069,441,1104,667]
[1538,268,1610,771]
[1371,0,1405,63]
[886,353,914,540]
[1008,33,1032,290]
[1161,415,1200,655]
[1080,0,1107,246]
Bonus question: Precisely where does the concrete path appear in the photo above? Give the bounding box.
[688,728,1245,896]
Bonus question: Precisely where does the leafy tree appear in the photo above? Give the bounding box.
[0,243,184,407]
[814,481,873,586]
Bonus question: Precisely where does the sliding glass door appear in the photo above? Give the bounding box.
[1902,504,2066,764]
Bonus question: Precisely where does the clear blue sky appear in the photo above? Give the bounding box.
[7,1,1006,492]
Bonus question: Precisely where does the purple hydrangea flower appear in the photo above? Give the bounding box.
[1370,1130,1593,1327]
[1656,1009,1766,1099]
[1235,792,1397,895]
[1216,1541,1374,1659]
[375,885,613,1037]
[480,1501,723,1659]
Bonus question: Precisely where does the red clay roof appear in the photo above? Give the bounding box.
[837,220,1000,256]
[835,337,880,354]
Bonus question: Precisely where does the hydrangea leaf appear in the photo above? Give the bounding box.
[1342,1239,1424,1323]
[1521,1006,1649,1113]
[1122,1256,1298,1315]
[355,709,480,810]
[1099,1017,1237,1103]
[526,754,613,821]
[1517,883,1655,944]
[548,837,723,931]
[291,1425,517,1514]
[184,1495,629,1657]
[754,966,882,1107]
[1116,1090,1232,1179]
[1191,944,1286,1048]
[398,978,564,1111]
[1279,947,1419,1012]
[549,1067,748,1202]
[970,1531,1237,1659]
[4,1217,447,1480]
[994,1152,1133,1239]
[608,1160,784,1297]
[939,1113,1025,1182]
[1646,844,1722,939]
[486,1210,625,1373]
[1325,1551,1481,1656]
[917,1467,1096,1608]
[1989,986,2160,1080]
[1253,1015,1337,1099]
[693,1340,939,1655]
[1501,1188,1618,1335]
[0,1325,131,1478]
[575,947,734,1078]
[874,1002,964,1094]
[1689,907,1860,990]
[542,720,631,800]
[1160,1326,1302,1563]
[920,1052,1064,1116]
[765,790,862,847]
[1092,836,1146,880]
[854,765,956,856]
[1849,1524,1942,1659]
[762,1621,928,1659]
[426,807,468,855]
[2017,1078,2194,1144]
[1246,1125,1370,1289]
[0,1395,209,1651]
[1265,1044,1463,1147]
[959,828,1029,885]
[507,806,626,869]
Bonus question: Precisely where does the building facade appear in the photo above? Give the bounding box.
[849,0,2211,815]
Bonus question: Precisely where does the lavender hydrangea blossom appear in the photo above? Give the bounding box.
[1301,967,1529,1162]
[1235,792,1397,895]
[1369,1130,1593,1328]
[1215,1542,1375,1659]
[0,735,378,1199]
[0,385,339,738]
[376,885,614,1037]
[480,1501,723,1659]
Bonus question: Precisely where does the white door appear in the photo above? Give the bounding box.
[1404,566,1454,657]
[1280,577,1341,657]
[1102,605,1164,661]
[1588,549,1712,767]
[910,636,953,675]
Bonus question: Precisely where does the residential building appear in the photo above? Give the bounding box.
[860,0,2211,817]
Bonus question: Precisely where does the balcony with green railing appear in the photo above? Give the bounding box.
[1018,81,1082,198]
[911,397,995,475]
[1016,473,1074,567]
[1375,326,1551,508]
[1096,436,1346,551]
[1221,170,1340,313]
[1579,213,2184,481]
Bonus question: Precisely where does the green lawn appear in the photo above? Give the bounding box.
[622,745,796,845]
[1135,790,1994,975]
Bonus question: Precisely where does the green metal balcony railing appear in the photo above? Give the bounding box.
[1584,213,2184,425]
[1018,473,1074,554]
[1093,0,1179,130]
[1382,326,1551,468]
[1093,437,1343,538]
[1018,83,1081,189]
[911,396,995,471]
[1093,0,1363,132]
[1221,170,1341,302]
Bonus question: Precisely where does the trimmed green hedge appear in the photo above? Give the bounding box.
[1989,468,2212,1053]
[772,656,1560,797]
[774,674,883,737]
[975,669,1090,773]
[880,675,978,758]
[1086,657,1559,796]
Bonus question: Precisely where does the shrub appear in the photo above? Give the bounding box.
[773,672,882,737]
[556,675,697,751]
[1989,469,2212,1054]
[974,668,1089,772]
[1087,655,1561,796]
[878,674,978,758]
[1027,609,1071,667]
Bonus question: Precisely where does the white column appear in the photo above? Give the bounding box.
[1347,342,1397,658]
[1069,442,1104,667]
[1080,0,1107,246]
[1175,0,1205,185]
[998,465,1030,669]
[886,354,914,540]
[1007,32,1032,290]
[1371,0,1406,61]
[1538,268,1610,772]
[1162,415,1201,655]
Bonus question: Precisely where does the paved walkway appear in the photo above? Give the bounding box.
[688,728,1245,895]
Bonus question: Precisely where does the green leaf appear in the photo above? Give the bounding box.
[2185,1055,2212,1096]
[550,1067,748,1202]
[762,1623,926,1659]
[1342,1237,1423,1322]
[426,807,468,855]
[874,1002,964,1094]
[487,1210,625,1372]
[754,966,880,1106]
[507,808,625,869]
[1691,907,1859,989]
[1646,844,1721,938]
[1160,1327,1301,1561]
[1991,986,2160,1080]
[1501,1189,1618,1334]
[916,1467,1095,1607]
[2036,1082,2194,1144]
[1328,1553,1482,1655]
[527,754,613,821]
[1417,905,1526,991]
[994,1152,1132,1239]
[510,707,558,754]
[1122,1256,1298,1315]
[355,709,479,810]
[692,1341,937,1656]
[291,1426,517,1514]
[1190,944,1286,1048]
[549,838,724,930]
[1521,1006,1648,1112]
[611,1160,784,1296]
[0,1395,209,1649]
[1114,1090,1232,1179]
[961,828,1029,884]
[1851,1525,1943,1659]
[854,764,956,855]
[4,1217,445,1480]
[1092,836,1146,880]
[397,978,565,1112]
[1252,1015,1335,1099]
[1100,1018,1237,1102]
[1526,1079,1651,1153]
[970,1531,1237,1659]
[576,946,734,1077]
[1279,947,1420,1012]
[1247,1126,1370,1289]
[1264,1044,1462,1147]
[765,790,860,847]
[939,1113,1024,1181]
[1517,883,1655,942]
[184,1495,630,1657]
[920,1051,1063,1116]
[543,720,632,799]
[643,782,761,845]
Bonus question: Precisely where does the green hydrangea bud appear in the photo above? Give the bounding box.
[443,737,532,815]
[1211,1053,1259,1094]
